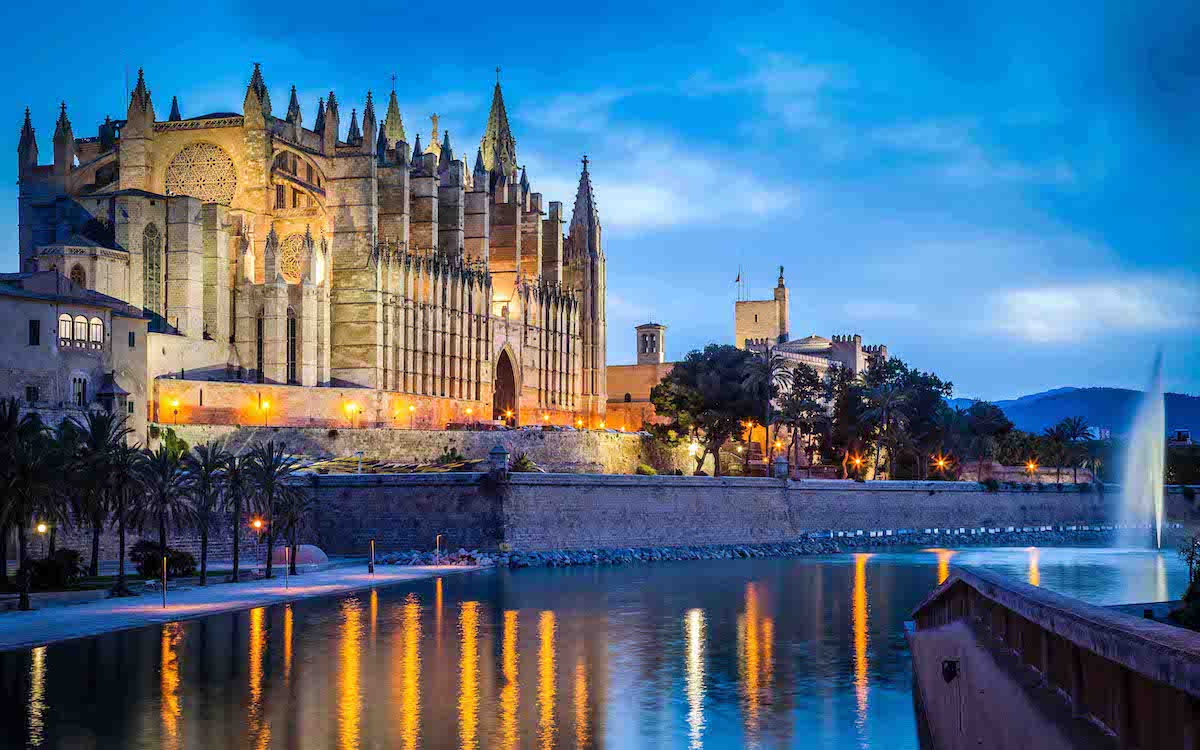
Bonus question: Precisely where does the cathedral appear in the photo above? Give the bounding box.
[14,64,607,430]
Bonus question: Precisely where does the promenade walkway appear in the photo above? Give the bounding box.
[0,564,478,651]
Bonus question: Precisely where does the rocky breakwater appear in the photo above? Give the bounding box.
[378,525,1167,570]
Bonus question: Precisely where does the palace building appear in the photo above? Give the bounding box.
[12,64,606,432]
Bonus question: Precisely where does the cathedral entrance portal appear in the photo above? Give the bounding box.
[493,348,517,425]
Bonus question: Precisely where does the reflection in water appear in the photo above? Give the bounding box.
[459,602,480,750]
[684,608,706,750]
[248,607,271,750]
[399,593,421,750]
[160,623,183,749]
[538,610,557,750]
[284,605,294,684]
[575,657,590,749]
[1156,554,1168,603]
[339,599,362,750]
[741,583,772,746]
[1028,548,1041,587]
[500,610,519,750]
[853,554,872,730]
[28,646,46,748]
[932,549,955,585]
[435,577,444,651]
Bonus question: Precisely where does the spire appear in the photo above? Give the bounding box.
[472,147,487,183]
[384,88,405,146]
[519,164,530,192]
[480,79,517,176]
[128,68,153,116]
[326,91,338,118]
[363,91,375,125]
[314,96,326,133]
[376,123,388,162]
[168,96,182,121]
[247,63,271,115]
[53,102,72,140]
[347,108,361,144]
[18,108,38,171]
[570,155,601,249]
[286,85,302,125]
[438,129,454,172]
[411,133,423,168]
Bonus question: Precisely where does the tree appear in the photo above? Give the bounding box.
[224,452,255,583]
[965,401,1013,481]
[185,442,229,586]
[863,383,911,478]
[1041,423,1070,484]
[248,440,304,578]
[741,350,794,459]
[137,445,193,562]
[776,364,825,469]
[1058,416,1091,483]
[825,367,871,478]
[73,411,133,576]
[0,405,62,609]
[277,483,316,576]
[108,442,144,596]
[650,345,762,477]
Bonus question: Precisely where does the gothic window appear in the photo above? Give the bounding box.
[306,163,313,184]
[72,376,87,407]
[290,154,298,173]
[143,223,162,317]
[292,188,300,208]
[164,142,238,204]
[255,310,265,383]
[279,233,306,284]
[70,264,86,288]
[275,184,285,209]
[89,317,104,346]
[58,314,71,343]
[286,308,297,384]
[73,315,88,342]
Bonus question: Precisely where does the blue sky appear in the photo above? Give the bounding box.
[2,0,1197,400]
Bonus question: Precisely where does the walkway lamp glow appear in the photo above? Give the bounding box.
[36,522,47,534]
[259,400,270,427]
[1026,460,1038,478]
[171,398,179,424]
[409,403,416,429]
[345,402,360,428]
[576,418,584,428]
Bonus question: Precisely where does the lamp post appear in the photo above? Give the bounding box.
[409,403,416,430]
[435,534,443,566]
[345,402,359,428]
[576,417,584,429]
[36,522,47,559]
[1026,460,1038,481]
[465,407,473,429]
[252,517,264,573]
[171,399,179,425]
[504,409,514,428]
[260,400,270,427]
[369,539,375,575]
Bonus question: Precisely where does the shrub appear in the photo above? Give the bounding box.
[129,541,198,579]
[30,549,85,590]
[673,469,684,476]
[981,478,1000,492]
[437,445,466,464]
[498,542,513,553]
[1170,579,1200,631]
[510,452,538,472]
[635,464,657,476]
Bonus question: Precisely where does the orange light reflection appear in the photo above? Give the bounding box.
[538,610,557,750]
[458,602,480,750]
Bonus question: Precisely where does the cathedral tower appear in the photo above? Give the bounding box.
[564,156,607,418]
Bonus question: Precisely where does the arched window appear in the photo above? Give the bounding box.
[143,223,162,317]
[70,264,86,288]
[255,310,265,383]
[58,314,72,342]
[624,393,632,403]
[89,317,104,346]
[286,308,298,384]
[72,376,87,407]
[73,315,88,342]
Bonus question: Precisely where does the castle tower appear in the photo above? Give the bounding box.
[636,322,666,365]
[119,69,156,190]
[564,156,607,418]
[734,265,789,349]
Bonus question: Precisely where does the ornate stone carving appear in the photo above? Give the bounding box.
[154,116,244,132]
[164,142,238,204]
[279,232,306,283]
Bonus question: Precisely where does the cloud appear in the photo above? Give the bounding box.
[844,300,921,321]
[988,277,1200,343]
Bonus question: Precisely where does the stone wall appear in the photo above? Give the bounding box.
[164,424,702,475]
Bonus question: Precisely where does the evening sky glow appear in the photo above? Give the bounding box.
[2,0,1196,399]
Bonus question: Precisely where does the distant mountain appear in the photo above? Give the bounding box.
[947,387,1200,436]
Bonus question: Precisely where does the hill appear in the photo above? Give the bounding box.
[947,388,1200,436]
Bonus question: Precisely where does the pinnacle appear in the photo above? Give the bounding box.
[363,91,375,123]
[168,95,182,122]
[286,85,301,124]
[347,108,361,144]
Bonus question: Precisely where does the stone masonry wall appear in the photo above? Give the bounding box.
[164,424,701,475]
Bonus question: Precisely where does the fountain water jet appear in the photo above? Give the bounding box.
[1119,353,1165,548]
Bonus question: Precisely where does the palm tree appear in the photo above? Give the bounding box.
[1059,416,1091,483]
[1041,424,1070,485]
[964,402,1012,482]
[248,440,304,579]
[137,445,194,562]
[224,453,255,583]
[0,407,61,610]
[863,383,910,478]
[73,411,133,576]
[185,442,229,586]
[108,442,143,596]
[741,350,794,459]
[277,483,316,576]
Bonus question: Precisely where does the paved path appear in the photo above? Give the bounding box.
[0,564,480,652]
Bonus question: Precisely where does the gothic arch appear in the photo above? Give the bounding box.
[143,223,162,316]
[493,344,520,424]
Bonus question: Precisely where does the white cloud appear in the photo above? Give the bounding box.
[988,277,1200,343]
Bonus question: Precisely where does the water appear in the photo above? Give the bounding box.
[0,548,1185,750]
[1120,353,1166,548]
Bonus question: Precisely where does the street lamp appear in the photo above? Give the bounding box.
[345,402,359,428]
[465,407,473,428]
[35,522,47,559]
[409,403,416,430]
[576,417,584,429]
[504,409,514,427]
[260,399,270,427]
[1026,460,1038,479]
[171,398,179,425]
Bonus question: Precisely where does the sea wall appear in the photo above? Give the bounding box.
[164,424,701,475]
[306,475,1200,554]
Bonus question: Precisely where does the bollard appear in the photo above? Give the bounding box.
[772,453,789,479]
[489,444,510,475]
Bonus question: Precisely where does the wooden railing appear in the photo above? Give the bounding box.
[911,566,1200,749]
